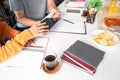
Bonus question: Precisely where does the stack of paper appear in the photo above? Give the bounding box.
[65,1,87,13]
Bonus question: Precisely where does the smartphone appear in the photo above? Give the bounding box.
[42,18,56,29]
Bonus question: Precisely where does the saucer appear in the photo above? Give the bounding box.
[42,61,60,74]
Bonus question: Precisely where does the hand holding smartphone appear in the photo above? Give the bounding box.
[41,18,57,29]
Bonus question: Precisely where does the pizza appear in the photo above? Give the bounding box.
[104,17,120,28]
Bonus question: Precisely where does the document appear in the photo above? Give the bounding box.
[1,50,45,69]
[25,37,49,51]
[50,19,87,34]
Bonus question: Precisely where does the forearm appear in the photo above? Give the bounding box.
[17,17,37,27]
[47,0,57,12]
[14,11,37,27]
[0,30,33,63]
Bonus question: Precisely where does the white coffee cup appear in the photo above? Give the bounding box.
[44,51,57,70]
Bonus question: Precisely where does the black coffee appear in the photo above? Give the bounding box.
[45,55,56,70]
[45,55,56,62]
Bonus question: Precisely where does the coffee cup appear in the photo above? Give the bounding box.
[44,51,57,70]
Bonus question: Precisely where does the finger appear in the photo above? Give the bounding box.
[53,11,60,18]
[37,29,49,34]
[39,25,49,30]
[37,33,47,37]
[50,8,59,15]
[25,42,31,47]
[53,14,60,21]
[30,39,36,43]
[39,28,49,32]
[56,9,60,13]
[32,38,37,43]
[40,22,46,25]
[34,22,46,27]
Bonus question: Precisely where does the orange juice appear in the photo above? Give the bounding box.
[108,0,118,13]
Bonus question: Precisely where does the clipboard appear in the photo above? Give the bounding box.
[50,19,87,34]
[42,18,87,34]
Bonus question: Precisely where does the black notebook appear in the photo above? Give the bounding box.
[62,40,105,75]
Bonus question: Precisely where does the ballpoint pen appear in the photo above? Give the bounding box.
[41,13,55,22]
[27,45,44,48]
[62,19,74,24]
[6,65,21,68]
[84,21,87,34]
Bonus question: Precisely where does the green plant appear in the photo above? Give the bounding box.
[88,0,103,9]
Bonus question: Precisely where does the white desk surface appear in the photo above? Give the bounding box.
[0,1,120,80]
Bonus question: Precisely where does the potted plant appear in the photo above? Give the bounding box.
[86,0,103,24]
[88,0,103,9]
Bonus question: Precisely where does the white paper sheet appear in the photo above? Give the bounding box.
[1,50,44,69]
[25,37,49,51]
[50,19,86,34]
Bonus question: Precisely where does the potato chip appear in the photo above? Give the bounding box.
[92,31,115,46]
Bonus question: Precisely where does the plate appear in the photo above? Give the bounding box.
[42,61,60,74]
[91,29,120,46]
[103,17,120,28]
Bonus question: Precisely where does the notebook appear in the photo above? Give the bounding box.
[62,40,105,75]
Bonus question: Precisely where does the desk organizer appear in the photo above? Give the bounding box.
[86,12,97,24]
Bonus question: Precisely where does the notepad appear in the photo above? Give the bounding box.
[25,37,49,51]
[50,19,87,34]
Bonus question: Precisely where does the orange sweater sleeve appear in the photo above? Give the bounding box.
[0,21,19,43]
[0,24,33,63]
[2,21,19,38]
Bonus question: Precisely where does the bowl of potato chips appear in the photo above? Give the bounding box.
[91,29,120,46]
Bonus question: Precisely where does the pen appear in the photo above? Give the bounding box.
[41,13,55,22]
[62,19,74,24]
[84,21,87,34]
[6,65,21,68]
[27,45,44,48]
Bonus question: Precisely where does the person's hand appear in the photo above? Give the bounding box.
[25,38,36,47]
[28,21,49,37]
[50,8,60,21]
